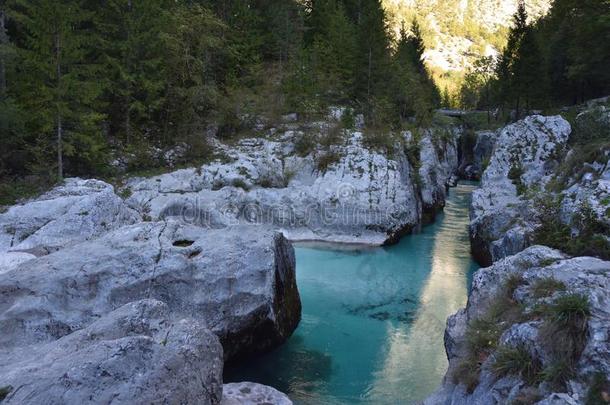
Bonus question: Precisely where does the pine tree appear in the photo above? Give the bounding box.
[11,0,104,178]
[392,20,439,125]
[91,0,168,145]
[308,0,357,104]
[161,3,225,143]
[345,0,392,108]
[494,0,529,118]
[512,25,545,112]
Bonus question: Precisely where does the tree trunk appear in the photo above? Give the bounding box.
[0,8,7,97]
[55,32,63,179]
[486,84,491,125]
[367,48,372,102]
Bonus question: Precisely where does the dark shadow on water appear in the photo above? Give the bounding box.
[224,334,333,396]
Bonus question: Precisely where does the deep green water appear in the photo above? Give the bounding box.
[225,182,479,404]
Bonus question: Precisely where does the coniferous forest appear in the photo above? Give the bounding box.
[462,0,610,114]
[0,0,437,190]
[1,0,609,199]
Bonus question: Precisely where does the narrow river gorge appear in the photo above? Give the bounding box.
[226,182,480,404]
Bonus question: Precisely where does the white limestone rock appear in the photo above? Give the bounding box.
[425,246,610,405]
[0,299,224,404]
[0,221,300,361]
[222,382,293,405]
[125,130,460,245]
[0,178,140,258]
[470,115,571,265]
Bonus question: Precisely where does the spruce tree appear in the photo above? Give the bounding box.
[11,0,104,178]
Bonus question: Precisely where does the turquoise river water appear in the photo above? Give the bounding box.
[226,182,480,404]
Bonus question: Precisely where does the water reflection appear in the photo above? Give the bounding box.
[225,183,479,404]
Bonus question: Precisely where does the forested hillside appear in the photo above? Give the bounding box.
[1,0,609,204]
[0,0,439,198]
[461,0,610,112]
[383,0,553,93]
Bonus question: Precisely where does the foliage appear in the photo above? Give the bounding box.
[530,277,566,299]
[453,275,526,391]
[533,194,610,260]
[490,0,610,113]
[316,150,342,173]
[585,372,610,405]
[0,385,13,401]
[492,345,542,385]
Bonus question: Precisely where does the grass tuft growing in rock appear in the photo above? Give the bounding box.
[453,275,527,392]
[492,345,542,385]
[0,385,12,401]
[586,372,610,405]
[537,293,591,392]
[540,359,575,389]
[316,151,342,173]
[530,277,566,299]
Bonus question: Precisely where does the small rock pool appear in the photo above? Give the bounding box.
[225,182,480,404]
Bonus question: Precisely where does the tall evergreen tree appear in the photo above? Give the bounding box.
[11,0,104,178]
[308,0,357,103]
[91,0,168,145]
[345,0,392,109]
[392,20,439,125]
[493,0,528,117]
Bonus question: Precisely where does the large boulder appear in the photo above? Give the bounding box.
[221,382,293,405]
[0,178,140,260]
[419,129,460,219]
[0,221,300,361]
[425,246,610,404]
[125,130,459,245]
[0,299,224,404]
[470,115,571,265]
[459,129,498,181]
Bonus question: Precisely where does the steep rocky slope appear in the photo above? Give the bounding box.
[0,111,465,404]
[470,115,572,265]
[125,125,459,245]
[428,107,610,404]
[384,0,553,73]
[426,246,610,404]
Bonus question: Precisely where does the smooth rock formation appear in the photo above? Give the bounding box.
[470,115,571,265]
[126,130,460,245]
[222,382,293,405]
[0,178,140,259]
[0,299,224,404]
[419,130,459,219]
[459,130,497,180]
[425,246,610,405]
[0,221,300,361]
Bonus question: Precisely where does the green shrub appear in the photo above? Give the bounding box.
[492,345,542,385]
[538,293,590,370]
[508,163,526,195]
[232,178,250,191]
[363,128,397,154]
[340,108,356,129]
[541,359,575,389]
[0,386,12,401]
[294,132,317,157]
[452,356,482,393]
[0,176,54,206]
[533,195,610,260]
[530,278,566,299]
[455,276,527,391]
[320,123,346,149]
[316,151,342,173]
[585,372,610,405]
